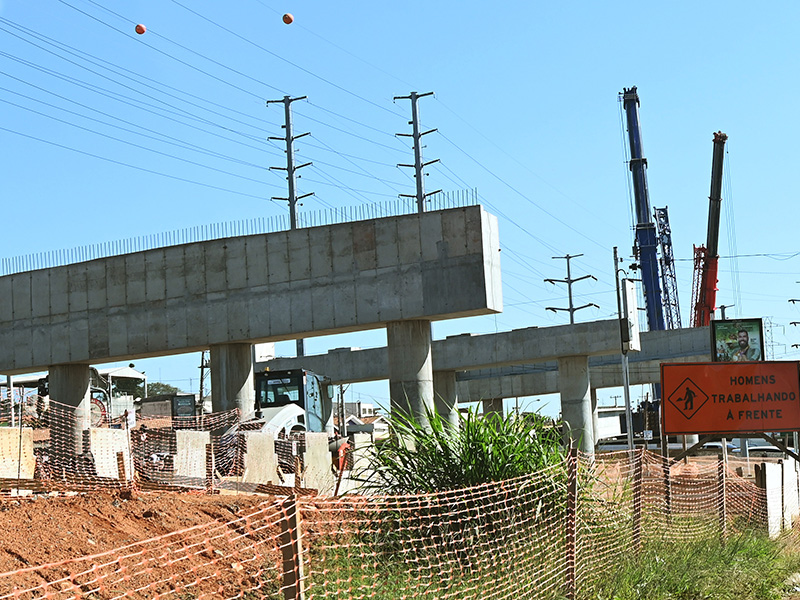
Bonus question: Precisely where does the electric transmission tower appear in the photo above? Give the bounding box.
[545,254,599,324]
[394,91,441,213]
[267,95,313,229]
[268,95,313,356]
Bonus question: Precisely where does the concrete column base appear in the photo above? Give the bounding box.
[591,388,599,449]
[210,343,255,418]
[48,364,92,469]
[386,320,434,429]
[433,370,460,428]
[559,355,594,455]
[483,398,504,418]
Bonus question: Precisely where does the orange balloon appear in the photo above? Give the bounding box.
[282,13,294,24]
[135,23,146,34]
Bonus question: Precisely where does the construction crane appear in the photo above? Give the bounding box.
[655,207,681,329]
[621,87,666,333]
[691,131,728,327]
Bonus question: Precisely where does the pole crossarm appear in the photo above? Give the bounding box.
[394,91,437,214]
[544,254,598,325]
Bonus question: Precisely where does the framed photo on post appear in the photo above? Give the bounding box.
[711,318,764,362]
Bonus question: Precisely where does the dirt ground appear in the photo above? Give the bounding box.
[0,490,282,597]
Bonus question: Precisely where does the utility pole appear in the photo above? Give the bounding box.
[613,247,635,452]
[717,304,734,320]
[5,375,13,428]
[198,350,209,404]
[268,95,313,356]
[394,91,441,213]
[545,254,599,324]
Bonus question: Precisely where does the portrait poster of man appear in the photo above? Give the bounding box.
[711,318,764,362]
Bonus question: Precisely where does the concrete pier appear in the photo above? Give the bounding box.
[48,364,92,469]
[386,320,434,428]
[558,356,593,453]
[433,370,460,428]
[210,343,255,417]
[483,398,504,417]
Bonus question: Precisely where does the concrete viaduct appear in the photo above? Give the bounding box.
[259,325,710,450]
[0,206,504,466]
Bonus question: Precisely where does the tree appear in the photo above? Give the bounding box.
[136,381,183,399]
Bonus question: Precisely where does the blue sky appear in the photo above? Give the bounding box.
[2,1,799,417]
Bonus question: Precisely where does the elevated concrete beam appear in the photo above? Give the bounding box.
[434,320,625,371]
[0,206,501,374]
[456,326,710,400]
[259,318,635,383]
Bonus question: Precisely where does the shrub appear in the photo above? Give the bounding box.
[359,406,565,494]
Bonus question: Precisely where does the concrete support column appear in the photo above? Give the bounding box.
[591,388,599,450]
[386,320,434,429]
[483,398,504,418]
[210,343,255,418]
[433,370,460,428]
[558,355,594,454]
[48,364,91,469]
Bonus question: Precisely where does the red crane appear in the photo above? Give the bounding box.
[691,131,728,327]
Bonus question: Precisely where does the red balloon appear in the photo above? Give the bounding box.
[135,24,146,35]
[282,13,294,24]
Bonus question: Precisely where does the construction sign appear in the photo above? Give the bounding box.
[661,362,800,435]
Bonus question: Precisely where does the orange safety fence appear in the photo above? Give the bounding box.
[0,448,778,599]
[0,400,316,495]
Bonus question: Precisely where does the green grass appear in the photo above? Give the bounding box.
[589,529,800,600]
[303,528,800,600]
[359,406,565,494]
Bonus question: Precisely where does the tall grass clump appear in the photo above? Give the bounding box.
[592,529,800,600]
[338,406,569,595]
[361,406,565,494]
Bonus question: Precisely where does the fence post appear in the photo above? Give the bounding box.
[205,444,214,494]
[717,456,727,543]
[633,450,643,550]
[662,455,671,521]
[754,462,768,531]
[279,496,306,600]
[294,456,302,492]
[792,458,800,514]
[780,459,785,532]
[116,451,127,488]
[565,447,578,600]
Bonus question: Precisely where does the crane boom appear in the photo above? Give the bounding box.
[622,87,666,332]
[655,207,681,329]
[692,131,728,327]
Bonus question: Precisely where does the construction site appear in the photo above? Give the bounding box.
[2,2,800,590]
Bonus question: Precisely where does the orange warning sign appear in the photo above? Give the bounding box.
[661,362,800,435]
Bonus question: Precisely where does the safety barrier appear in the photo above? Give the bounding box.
[0,447,777,599]
[0,399,326,496]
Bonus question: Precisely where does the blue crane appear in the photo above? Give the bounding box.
[621,87,666,333]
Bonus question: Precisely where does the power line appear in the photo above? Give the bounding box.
[437,130,610,252]
[0,18,280,134]
[58,0,414,159]
[0,82,270,170]
[0,49,274,150]
[0,125,278,201]
[1,95,279,187]
[165,0,409,119]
